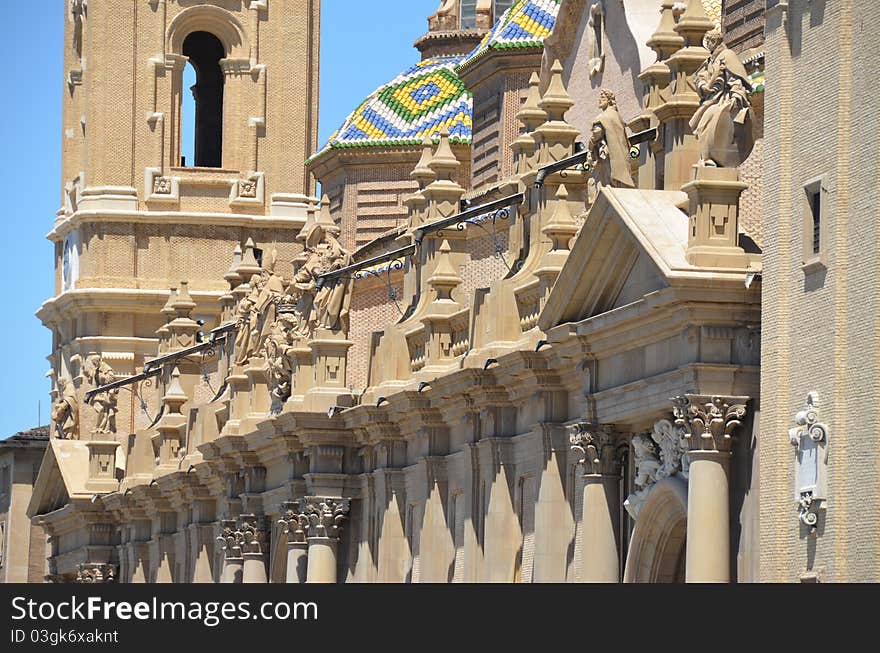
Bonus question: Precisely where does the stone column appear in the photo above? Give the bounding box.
[673,395,748,583]
[217,519,244,584]
[570,424,620,583]
[279,502,309,583]
[298,497,350,584]
[239,514,269,584]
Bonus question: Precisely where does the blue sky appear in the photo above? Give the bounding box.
[0,1,439,437]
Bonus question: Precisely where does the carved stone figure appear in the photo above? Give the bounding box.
[293,223,352,334]
[233,294,256,366]
[265,312,297,404]
[624,433,661,520]
[83,354,118,435]
[253,250,286,358]
[51,376,79,440]
[587,89,635,191]
[689,29,754,168]
[651,418,689,481]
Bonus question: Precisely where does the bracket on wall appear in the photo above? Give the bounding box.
[789,392,828,534]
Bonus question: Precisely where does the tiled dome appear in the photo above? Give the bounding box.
[309,56,472,162]
[457,0,561,71]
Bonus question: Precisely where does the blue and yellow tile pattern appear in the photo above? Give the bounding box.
[309,56,472,162]
[457,0,561,71]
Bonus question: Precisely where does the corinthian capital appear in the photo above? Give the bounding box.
[237,514,268,555]
[76,563,117,584]
[568,422,617,476]
[671,395,749,452]
[216,519,244,560]
[278,501,309,543]
[297,497,350,540]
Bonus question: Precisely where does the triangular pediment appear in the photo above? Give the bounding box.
[27,439,91,518]
[539,187,689,331]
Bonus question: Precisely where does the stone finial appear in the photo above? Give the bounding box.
[411,135,437,189]
[675,0,715,46]
[224,243,243,287]
[427,239,461,301]
[648,2,685,60]
[519,72,547,131]
[162,367,188,415]
[428,128,460,182]
[542,185,578,251]
[161,287,179,320]
[239,237,262,277]
[538,60,574,122]
[171,281,196,317]
[316,193,338,232]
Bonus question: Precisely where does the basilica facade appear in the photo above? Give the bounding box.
[21,0,879,584]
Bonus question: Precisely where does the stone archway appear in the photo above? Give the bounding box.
[623,476,688,583]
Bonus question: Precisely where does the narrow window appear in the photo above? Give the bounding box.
[182,31,225,168]
[809,189,821,255]
[461,0,477,29]
[181,62,197,168]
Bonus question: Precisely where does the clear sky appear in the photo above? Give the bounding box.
[0,1,439,437]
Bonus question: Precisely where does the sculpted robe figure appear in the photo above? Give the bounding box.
[689,28,755,168]
[51,376,79,439]
[233,294,256,365]
[254,250,286,358]
[293,223,352,334]
[83,354,118,435]
[587,89,635,191]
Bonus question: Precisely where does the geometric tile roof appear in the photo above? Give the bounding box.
[457,0,561,71]
[308,55,472,162]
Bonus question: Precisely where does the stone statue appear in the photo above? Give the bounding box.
[624,433,662,520]
[51,376,79,440]
[253,249,286,357]
[652,418,689,481]
[83,354,118,435]
[233,293,257,366]
[689,28,754,168]
[293,223,352,334]
[265,312,297,404]
[587,89,635,191]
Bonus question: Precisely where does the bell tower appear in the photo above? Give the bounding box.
[43,0,320,433]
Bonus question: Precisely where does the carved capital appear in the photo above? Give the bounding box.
[76,563,117,584]
[216,519,244,560]
[568,422,617,476]
[278,501,309,543]
[237,514,267,554]
[672,395,748,452]
[297,497,350,540]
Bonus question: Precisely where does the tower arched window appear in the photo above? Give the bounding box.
[182,31,225,168]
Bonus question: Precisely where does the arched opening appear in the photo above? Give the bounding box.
[182,31,225,168]
[623,477,688,583]
[181,62,196,168]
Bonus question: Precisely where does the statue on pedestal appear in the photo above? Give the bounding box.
[689,29,755,168]
[587,89,635,192]
[83,354,118,435]
[51,376,79,439]
[293,223,352,334]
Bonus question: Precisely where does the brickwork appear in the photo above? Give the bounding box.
[761,0,880,582]
[723,0,766,54]
[348,274,406,391]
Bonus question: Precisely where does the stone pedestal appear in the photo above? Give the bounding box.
[303,330,353,413]
[245,357,271,417]
[681,166,749,268]
[85,440,121,493]
[581,474,620,583]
